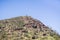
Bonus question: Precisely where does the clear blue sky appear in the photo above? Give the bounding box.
[0,0,60,34]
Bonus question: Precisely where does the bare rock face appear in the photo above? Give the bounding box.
[0,16,60,40]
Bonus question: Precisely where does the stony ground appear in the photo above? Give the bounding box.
[0,16,60,40]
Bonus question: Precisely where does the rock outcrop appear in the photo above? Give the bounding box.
[0,16,60,40]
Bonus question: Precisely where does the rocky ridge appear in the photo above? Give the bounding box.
[0,16,60,40]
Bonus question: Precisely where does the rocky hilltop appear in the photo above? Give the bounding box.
[0,16,60,40]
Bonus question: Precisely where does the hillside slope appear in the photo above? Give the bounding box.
[0,16,60,40]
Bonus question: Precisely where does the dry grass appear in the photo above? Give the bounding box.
[0,16,60,40]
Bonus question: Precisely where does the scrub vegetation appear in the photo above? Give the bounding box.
[0,16,60,40]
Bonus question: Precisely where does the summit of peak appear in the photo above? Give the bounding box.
[0,16,60,40]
